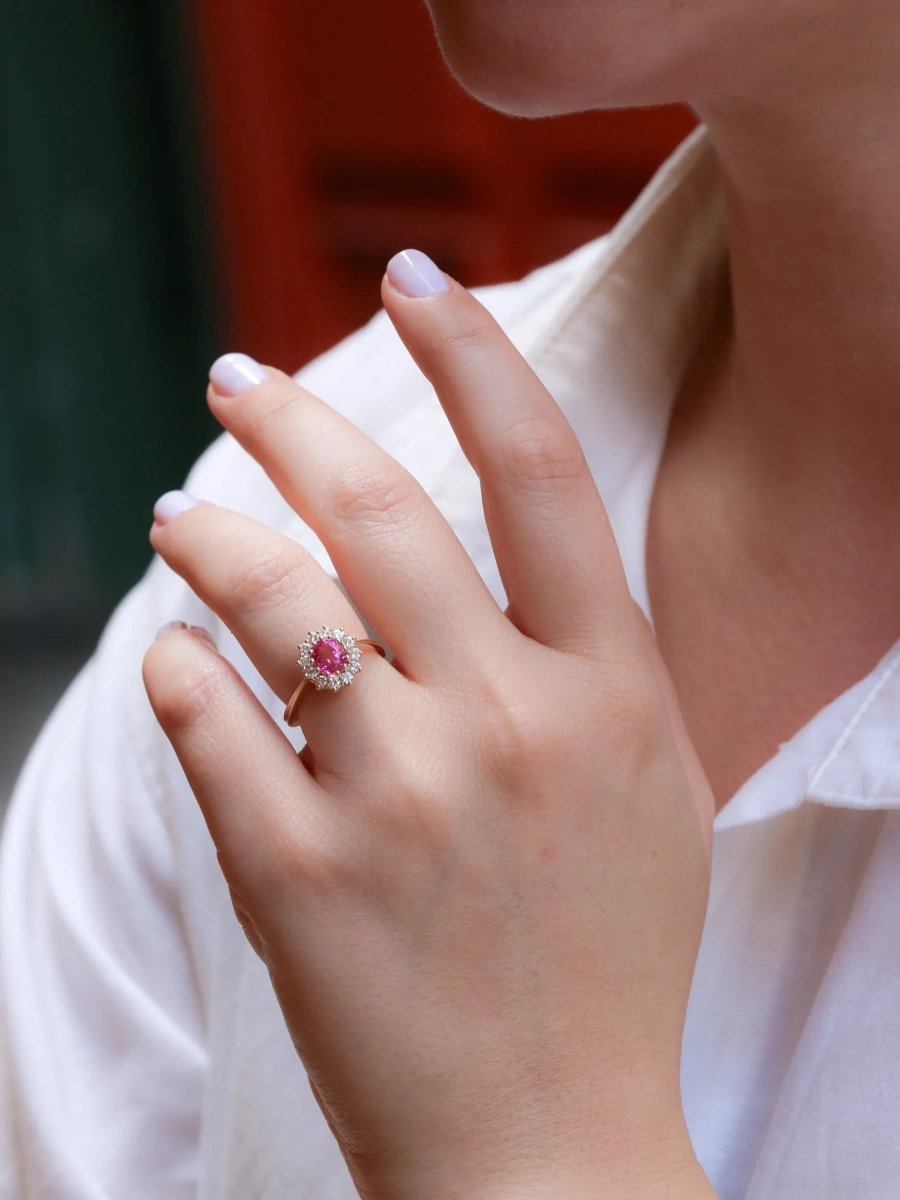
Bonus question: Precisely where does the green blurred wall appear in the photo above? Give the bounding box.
[1,0,221,628]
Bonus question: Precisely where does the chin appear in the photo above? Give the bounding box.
[422,0,704,117]
[423,2,592,116]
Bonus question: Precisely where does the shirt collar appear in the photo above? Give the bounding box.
[512,120,900,825]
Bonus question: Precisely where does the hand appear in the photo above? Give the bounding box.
[143,251,717,1200]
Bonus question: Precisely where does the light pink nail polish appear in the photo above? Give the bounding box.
[386,249,450,298]
[153,490,202,525]
[155,620,188,640]
[153,620,217,646]
[209,352,268,395]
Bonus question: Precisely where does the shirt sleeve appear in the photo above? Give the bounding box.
[0,555,210,1199]
[0,263,563,1196]
[0,303,416,1199]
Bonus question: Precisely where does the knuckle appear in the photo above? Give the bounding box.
[251,384,307,441]
[387,744,450,819]
[470,659,666,802]
[147,654,226,735]
[441,318,497,355]
[471,670,557,788]
[324,715,460,856]
[370,754,462,868]
[231,544,311,617]
[498,419,587,494]
[328,463,420,530]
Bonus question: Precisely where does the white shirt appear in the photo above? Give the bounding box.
[2,121,899,1200]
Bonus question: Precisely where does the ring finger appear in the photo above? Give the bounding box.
[149,497,406,765]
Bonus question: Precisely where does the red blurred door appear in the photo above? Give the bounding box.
[190,1,697,369]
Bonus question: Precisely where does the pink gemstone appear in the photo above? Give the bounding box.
[312,636,349,676]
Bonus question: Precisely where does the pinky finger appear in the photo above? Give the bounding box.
[142,622,328,913]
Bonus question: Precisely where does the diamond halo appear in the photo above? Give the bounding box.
[297,626,364,692]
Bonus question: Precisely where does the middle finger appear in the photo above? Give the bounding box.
[205,359,508,685]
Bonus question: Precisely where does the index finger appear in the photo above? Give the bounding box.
[381,250,633,653]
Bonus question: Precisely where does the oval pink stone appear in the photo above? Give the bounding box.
[312,636,349,676]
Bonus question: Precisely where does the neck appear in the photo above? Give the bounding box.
[691,84,900,524]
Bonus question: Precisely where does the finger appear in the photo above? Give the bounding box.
[142,622,328,911]
[149,498,402,762]
[205,356,509,682]
[381,250,633,652]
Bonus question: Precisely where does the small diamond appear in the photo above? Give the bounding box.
[297,626,374,695]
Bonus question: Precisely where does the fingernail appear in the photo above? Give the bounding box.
[386,249,450,298]
[153,490,203,525]
[154,621,217,647]
[156,620,188,640]
[209,352,268,396]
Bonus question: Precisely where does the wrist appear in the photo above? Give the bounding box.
[476,1157,716,1200]
[383,1140,716,1200]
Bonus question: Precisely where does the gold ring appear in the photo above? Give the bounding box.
[283,626,387,726]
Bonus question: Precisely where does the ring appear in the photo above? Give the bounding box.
[283,626,387,726]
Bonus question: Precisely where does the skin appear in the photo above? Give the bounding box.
[144,2,900,1196]
[427,0,900,809]
[145,307,717,1200]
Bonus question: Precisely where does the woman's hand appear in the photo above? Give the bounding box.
[143,251,717,1200]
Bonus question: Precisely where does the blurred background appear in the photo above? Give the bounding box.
[1,0,696,808]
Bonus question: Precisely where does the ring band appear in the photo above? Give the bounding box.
[284,626,387,727]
